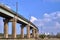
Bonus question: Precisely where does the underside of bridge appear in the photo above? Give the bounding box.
[0,3,39,39]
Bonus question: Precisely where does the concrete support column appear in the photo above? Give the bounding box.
[21,24,24,38]
[35,30,39,38]
[27,25,30,39]
[12,18,17,38]
[37,30,39,38]
[4,19,8,38]
[32,28,35,38]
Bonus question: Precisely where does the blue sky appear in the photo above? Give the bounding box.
[0,0,60,35]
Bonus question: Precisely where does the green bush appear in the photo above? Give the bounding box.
[39,34,46,39]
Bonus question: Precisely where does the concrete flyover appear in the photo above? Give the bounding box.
[0,3,39,39]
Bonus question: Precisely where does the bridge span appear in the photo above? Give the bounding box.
[0,3,39,39]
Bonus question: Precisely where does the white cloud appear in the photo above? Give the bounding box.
[43,18,51,22]
[55,22,60,28]
[30,11,60,34]
[29,11,60,33]
[43,13,52,22]
[30,16,37,22]
[50,12,57,19]
[56,22,60,26]
[34,19,44,27]
[50,11,60,19]
[43,13,50,18]
[57,12,60,18]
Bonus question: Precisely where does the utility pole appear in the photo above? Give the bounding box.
[16,2,18,14]
[13,2,18,24]
[14,2,18,21]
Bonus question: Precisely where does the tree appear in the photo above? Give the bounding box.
[39,34,46,39]
[56,33,60,38]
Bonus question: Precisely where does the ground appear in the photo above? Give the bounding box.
[0,38,60,40]
[38,38,60,40]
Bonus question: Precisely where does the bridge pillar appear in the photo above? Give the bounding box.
[21,24,25,38]
[27,25,30,39]
[12,18,17,38]
[4,19,9,38]
[32,28,35,38]
[35,29,39,38]
[37,30,39,38]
